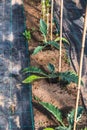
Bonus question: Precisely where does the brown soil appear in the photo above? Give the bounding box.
[24,0,87,130]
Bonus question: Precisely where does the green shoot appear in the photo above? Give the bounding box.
[40,19,47,42]
[23,30,31,41]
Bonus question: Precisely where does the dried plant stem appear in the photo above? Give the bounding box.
[51,0,53,41]
[47,7,49,34]
[41,0,46,21]
[59,0,63,72]
[73,3,87,130]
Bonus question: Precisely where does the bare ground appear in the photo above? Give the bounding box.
[24,0,87,129]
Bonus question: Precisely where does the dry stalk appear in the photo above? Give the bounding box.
[73,3,87,130]
[51,0,54,41]
[59,0,63,72]
[47,7,50,34]
[41,0,46,21]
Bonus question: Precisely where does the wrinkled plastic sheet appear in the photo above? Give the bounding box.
[54,0,87,108]
[0,0,34,130]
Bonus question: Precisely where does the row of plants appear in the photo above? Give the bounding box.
[23,18,75,84]
[23,0,87,130]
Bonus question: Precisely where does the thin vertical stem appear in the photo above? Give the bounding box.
[47,7,49,34]
[59,0,63,72]
[51,0,53,41]
[41,0,46,21]
[46,0,50,34]
[73,3,87,130]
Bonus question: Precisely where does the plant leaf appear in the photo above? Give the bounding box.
[55,37,69,45]
[40,19,47,37]
[47,63,55,73]
[76,106,84,122]
[58,71,83,85]
[48,71,83,85]
[22,75,46,83]
[55,126,71,130]
[48,41,59,49]
[33,46,45,55]
[34,96,41,102]
[38,101,64,126]
[48,71,76,81]
[67,106,84,127]
[22,66,48,76]
[23,30,31,41]
[48,73,59,79]
[67,109,74,127]
[80,128,87,130]
[43,128,54,130]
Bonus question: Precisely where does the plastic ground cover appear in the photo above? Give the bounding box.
[0,0,34,130]
[54,0,87,109]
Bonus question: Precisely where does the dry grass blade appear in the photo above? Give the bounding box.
[59,0,63,72]
[46,0,50,34]
[51,0,53,41]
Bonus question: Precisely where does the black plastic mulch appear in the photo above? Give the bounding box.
[0,0,34,130]
[54,0,87,109]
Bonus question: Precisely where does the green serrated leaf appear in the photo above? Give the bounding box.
[47,63,55,73]
[40,19,47,37]
[43,128,54,130]
[22,75,46,83]
[58,71,81,85]
[55,37,69,45]
[67,106,84,127]
[22,66,48,77]
[39,101,65,126]
[48,72,59,79]
[55,126,71,130]
[33,45,46,55]
[48,41,60,49]
[48,70,83,85]
[67,109,74,127]
[77,106,84,122]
